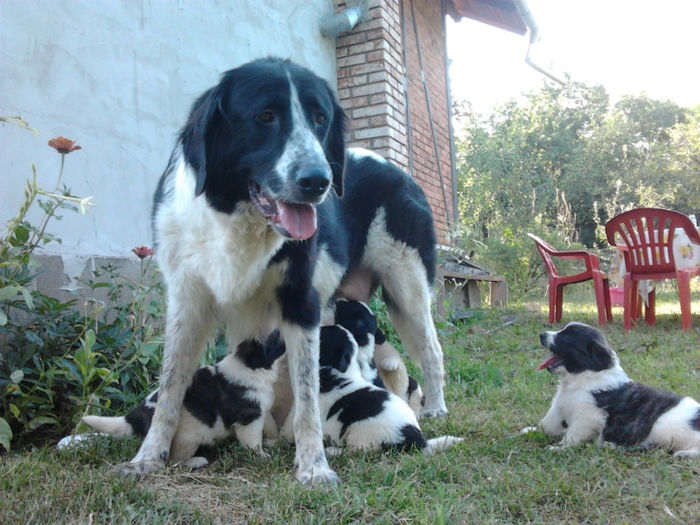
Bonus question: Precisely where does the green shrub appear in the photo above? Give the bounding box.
[0,123,164,450]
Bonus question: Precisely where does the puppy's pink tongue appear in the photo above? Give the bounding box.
[538,355,560,371]
[276,201,317,240]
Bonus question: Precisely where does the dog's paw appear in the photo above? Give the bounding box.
[419,406,448,419]
[546,444,566,452]
[673,448,700,458]
[263,438,279,448]
[181,456,209,469]
[116,459,165,477]
[520,426,539,435]
[377,356,401,371]
[295,464,340,486]
[324,446,344,457]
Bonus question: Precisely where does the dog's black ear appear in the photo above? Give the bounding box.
[326,95,346,197]
[374,328,386,345]
[587,339,613,371]
[263,330,286,365]
[320,325,355,373]
[180,86,222,196]
[335,336,355,373]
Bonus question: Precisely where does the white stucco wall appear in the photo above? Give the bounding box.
[0,1,337,281]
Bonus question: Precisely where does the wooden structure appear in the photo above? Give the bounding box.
[436,254,508,317]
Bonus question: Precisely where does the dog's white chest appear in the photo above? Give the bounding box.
[155,162,286,306]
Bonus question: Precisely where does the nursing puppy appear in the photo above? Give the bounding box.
[333,299,382,387]
[333,299,423,415]
[524,322,700,456]
[282,325,459,453]
[83,334,285,468]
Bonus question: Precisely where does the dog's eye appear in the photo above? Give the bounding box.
[314,112,326,125]
[257,110,275,124]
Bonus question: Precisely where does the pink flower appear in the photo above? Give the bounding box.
[132,246,154,259]
[48,136,82,154]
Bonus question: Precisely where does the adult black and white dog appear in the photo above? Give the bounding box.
[82,334,285,468]
[120,58,446,484]
[523,322,700,456]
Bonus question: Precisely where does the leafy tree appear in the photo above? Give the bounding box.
[453,81,699,297]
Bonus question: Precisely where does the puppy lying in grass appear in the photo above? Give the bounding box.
[283,324,461,453]
[81,334,285,468]
[522,322,700,457]
[334,299,423,415]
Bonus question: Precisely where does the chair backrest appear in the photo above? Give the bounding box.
[605,208,696,277]
[527,233,560,277]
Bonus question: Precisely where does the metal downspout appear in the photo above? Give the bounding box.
[513,0,566,86]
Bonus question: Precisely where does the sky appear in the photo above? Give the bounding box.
[446,0,700,115]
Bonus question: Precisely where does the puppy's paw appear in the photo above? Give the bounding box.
[546,444,566,452]
[116,459,165,477]
[673,448,700,458]
[324,446,344,457]
[295,464,340,486]
[181,456,209,469]
[377,355,401,372]
[520,426,539,435]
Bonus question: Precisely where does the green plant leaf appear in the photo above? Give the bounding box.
[9,404,20,418]
[20,287,34,310]
[0,417,12,451]
[0,285,21,301]
[26,415,58,431]
[83,329,96,353]
[0,310,7,326]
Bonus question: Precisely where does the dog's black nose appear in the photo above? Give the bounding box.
[539,333,546,345]
[297,168,330,199]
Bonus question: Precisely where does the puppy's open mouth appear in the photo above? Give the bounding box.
[249,182,317,240]
[538,355,563,373]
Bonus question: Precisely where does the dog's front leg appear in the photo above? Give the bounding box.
[281,321,338,485]
[118,292,213,476]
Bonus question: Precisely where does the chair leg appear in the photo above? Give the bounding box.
[603,278,613,322]
[623,278,636,330]
[555,285,564,322]
[548,282,557,324]
[645,288,656,326]
[677,270,693,330]
[592,271,609,326]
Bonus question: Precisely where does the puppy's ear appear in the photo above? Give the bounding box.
[335,337,355,373]
[263,330,286,365]
[325,95,346,197]
[180,86,222,196]
[587,339,613,371]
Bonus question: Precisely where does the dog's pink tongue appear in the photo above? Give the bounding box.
[538,355,559,371]
[276,201,317,240]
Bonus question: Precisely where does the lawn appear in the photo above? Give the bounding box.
[1,285,699,524]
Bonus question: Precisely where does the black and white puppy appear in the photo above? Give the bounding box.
[282,325,459,453]
[523,322,700,456]
[83,334,285,468]
[333,299,382,387]
[124,58,446,484]
[334,299,423,415]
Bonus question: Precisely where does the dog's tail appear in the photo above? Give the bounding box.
[424,435,464,454]
[81,415,134,438]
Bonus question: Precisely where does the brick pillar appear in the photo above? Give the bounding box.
[334,0,455,241]
[335,0,409,170]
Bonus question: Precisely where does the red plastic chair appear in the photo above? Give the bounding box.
[527,233,612,326]
[605,208,700,331]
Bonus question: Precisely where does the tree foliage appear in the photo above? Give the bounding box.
[453,80,700,297]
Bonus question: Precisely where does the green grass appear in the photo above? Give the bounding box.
[1,286,699,524]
